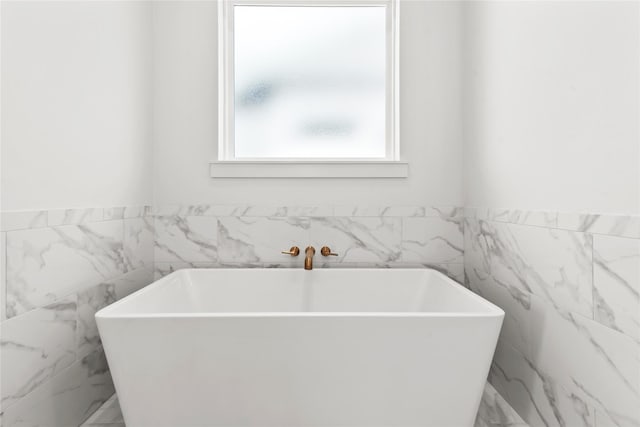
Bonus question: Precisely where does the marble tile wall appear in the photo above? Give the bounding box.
[0,206,154,427]
[6,202,635,427]
[151,205,465,283]
[464,207,640,427]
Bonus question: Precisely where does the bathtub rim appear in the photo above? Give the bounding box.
[96,268,505,319]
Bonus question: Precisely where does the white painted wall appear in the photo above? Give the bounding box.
[152,0,464,207]
[5,0,636,214]
[1,1,153,211]
[463,1,640,215]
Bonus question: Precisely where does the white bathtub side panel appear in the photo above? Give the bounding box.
[98,315,502,427]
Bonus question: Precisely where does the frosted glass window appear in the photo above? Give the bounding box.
[233,6,387,159]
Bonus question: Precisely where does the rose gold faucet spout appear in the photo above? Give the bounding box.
[304,246,315,270]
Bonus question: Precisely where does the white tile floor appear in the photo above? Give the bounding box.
[82,382,527,427]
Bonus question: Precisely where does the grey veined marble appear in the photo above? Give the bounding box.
[1,297,77,409]
[464,218,593,317]
[6,222,127,318]
[0,206,153,427]
[475,382,528,427]
[219,216,310,265]
[592,235,640,339]
[465,216,640,427]
[309,216,402,263]
[124,216,154,270]
[402,216,464,264]
[2,347,115,427]
[154,215,218,263]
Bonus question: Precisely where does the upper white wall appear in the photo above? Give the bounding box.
[1,1,153,211]
[152,0,464,206]
[463,1,640,215]
[6,0,635,214]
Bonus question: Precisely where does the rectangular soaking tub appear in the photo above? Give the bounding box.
[96,268,504,427]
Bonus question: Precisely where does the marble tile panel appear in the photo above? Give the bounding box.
[124,217,154,270]
[154,215,218,263]
[490,342,595,427]
[103,207,125,221]
[429,206,464,219]
[474,382,526,427]
[333,205,426,217]
[308,217,401,264]
[529,298,640,427]
[1,297,77,410]
[47,208,103,226]
[218,217,309,265]
[76,284,115,359]
[83,394,123,425]
[123,206,147,219]
[463,216,489,282]
[466,208,640,238]
[241,206,334,217]
[489,209,558,228]
[465,207,488,221]
[2,348,114,427]
[464,219,593,317]
[153,204,337,218]
[330,205,463,218]
[110,268,153,300]
[592,235,640,339]
[1,211,47,232]
[6,221,126,318]
[153,204,236,217]
[557,213,640,239]
[596,407,640,427]
[466,266,532,356]
[402,217,464,264]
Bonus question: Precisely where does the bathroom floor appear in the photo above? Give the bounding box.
[81,382,527,427]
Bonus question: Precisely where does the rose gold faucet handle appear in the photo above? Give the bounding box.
[320,246,338,256]
[281,246,300,256]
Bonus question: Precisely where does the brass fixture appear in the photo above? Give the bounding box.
[320,246,338,257]
[304,246,316,270]
[281,246,300,256]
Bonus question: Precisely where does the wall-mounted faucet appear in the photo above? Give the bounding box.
[281,245,338,270]
[304,246,315,270]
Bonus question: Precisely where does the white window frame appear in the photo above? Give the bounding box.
[212,0,406,178]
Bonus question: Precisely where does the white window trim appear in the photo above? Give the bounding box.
[213,0,404,178]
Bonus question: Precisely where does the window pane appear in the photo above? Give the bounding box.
[233,6,387,159]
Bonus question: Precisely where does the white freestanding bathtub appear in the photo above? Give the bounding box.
[96,268,503,427]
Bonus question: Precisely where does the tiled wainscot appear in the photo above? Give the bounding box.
[152,205,465,282]
[0,207,154,427]
[5,203,637,427]
[464,208,640,427]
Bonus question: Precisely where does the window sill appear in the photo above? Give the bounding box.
[209,161,408,178]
